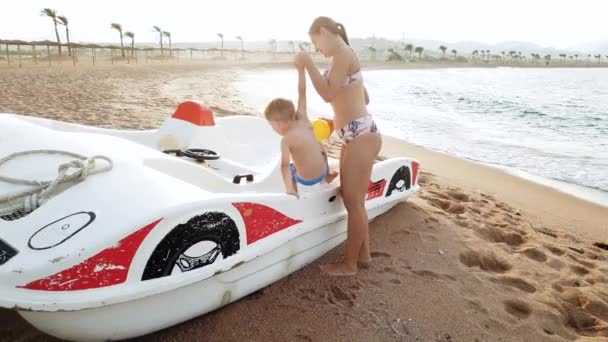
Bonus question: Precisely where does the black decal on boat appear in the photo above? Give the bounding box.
[142,212,240,280]
[386,166,411,197]
[28,212,96,250]
[0,239,18,266]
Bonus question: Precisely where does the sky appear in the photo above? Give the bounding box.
[2,0,607,48]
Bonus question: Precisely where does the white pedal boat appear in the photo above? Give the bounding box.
[0,102,420,341]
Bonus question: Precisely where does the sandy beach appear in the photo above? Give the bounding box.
[1,62,607,341]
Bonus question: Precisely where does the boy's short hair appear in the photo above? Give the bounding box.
[264,98,296,121]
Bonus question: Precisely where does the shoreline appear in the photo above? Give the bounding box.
[381,137,608,209]
[380,135,607,241]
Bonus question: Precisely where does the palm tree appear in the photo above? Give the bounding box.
[480,50,485,61]
[216,33,224,57]
[439,45,447,59]
[269,39,277,57]
[574,54,579,63]
[404,44,414,60]
[501,51,506,60]
[153,26,164,55]
[414,46,424,60]
[41,8,62,56]
[124,32,135,57]
[486,50,491,62]
[544,54,551,65]
[451,49,457,58]
[162,31,172,56]
[386,48,404,62]
[595,54,602,64]
[288,40,295,55]
[57,15,71,56]
[111,23,125,57]
[368,46,377,60]
[559,53,567,63]
[236,36,244,58]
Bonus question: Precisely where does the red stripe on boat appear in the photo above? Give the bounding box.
[232,202,302,244]
[19,219,162,291]
[411,161,420,186]
[366,179,387,200]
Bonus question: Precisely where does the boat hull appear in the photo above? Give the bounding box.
[20,203,395,341]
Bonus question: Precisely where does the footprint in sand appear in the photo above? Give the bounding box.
[545,244,566,256]
[585,251,601,261]
[519,247,548,262]
[481,193,495,201]
[556,287,608,337]
[568,254,596,269]
[552,278,585,292]
[412,269,457,281]
[370,251,391,258]
[426,197,467,215]
[474,227,526,247]
[568,246,585,255]
[570,265,591,276]
[294,334,313,342]
[327,285,357,307]
[447,189,470,202]
[592,242,608,251]
[533,226,559,239]
[504,299,532,319]
[454,219,470,228]
[429,190,450,200]
[459,250,512,273]
[425,216,440,223]
[470,207,482,215]
[492,276,537,293]
[381,266,402,276]
[547,258,565,271]
[298,287,324,302]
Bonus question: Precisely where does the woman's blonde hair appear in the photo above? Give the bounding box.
[308,16,349,46]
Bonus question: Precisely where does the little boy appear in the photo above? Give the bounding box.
[264,68,337,197]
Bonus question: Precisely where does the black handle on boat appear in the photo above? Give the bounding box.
[233,174,254,184]
[162,149,184,157]
[183,149,220,161]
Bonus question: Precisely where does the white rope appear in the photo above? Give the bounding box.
[0,150,113,216]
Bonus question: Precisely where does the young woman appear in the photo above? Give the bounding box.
[294,16,381,276]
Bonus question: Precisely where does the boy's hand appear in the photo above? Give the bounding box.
[294,50,311,69]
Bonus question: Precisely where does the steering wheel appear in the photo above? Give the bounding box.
[182,148,220,161]
[163,148,220,161]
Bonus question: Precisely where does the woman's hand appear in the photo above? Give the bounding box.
[294,50,312,69]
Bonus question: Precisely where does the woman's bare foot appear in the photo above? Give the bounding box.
[325,170,339,183]
[320,261,357,276]
[357,258,372,269]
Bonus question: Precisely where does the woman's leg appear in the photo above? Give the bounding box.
[320,133,381,276]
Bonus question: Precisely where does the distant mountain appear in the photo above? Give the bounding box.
[75,37,607,57]
[570,40,608,53]
[348,38,587,57]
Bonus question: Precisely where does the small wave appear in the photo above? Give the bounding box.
[521,110,546,116]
